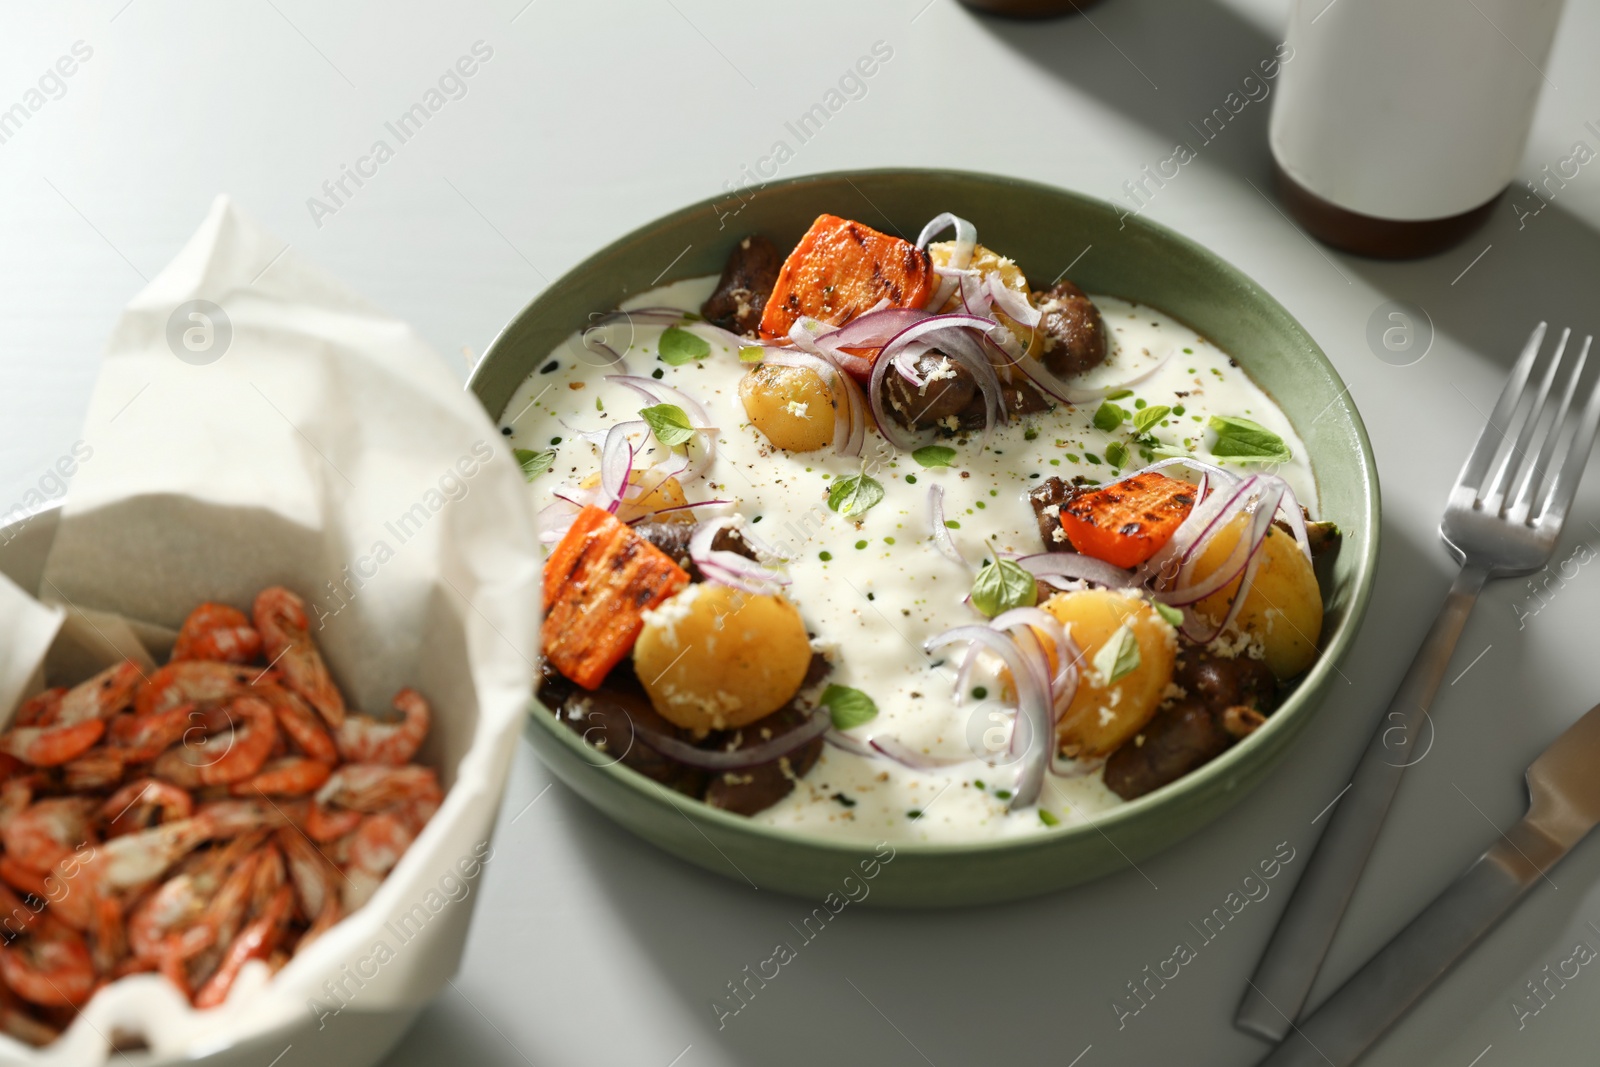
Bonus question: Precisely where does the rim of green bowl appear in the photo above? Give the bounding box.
[473,166,1381,860]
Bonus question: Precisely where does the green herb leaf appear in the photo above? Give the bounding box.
[640,403,695,447]
[970,556,1038,618]
[1150,443,1197,460]
[514,448,556,481]
[1208,415,1292,461]
[1105,441,1128,469]
[1106,389,1134,401]
[1132,405,1172,435]
[658,325,710,366]
[1093,623,1142,684]
[822,685,878,731]
[738,344,764,363]
[1093,402,1126,432]
[827,474,885,517]
[912,445,957,468]
[1038,808,1060,827]
[1152,601,1184,628]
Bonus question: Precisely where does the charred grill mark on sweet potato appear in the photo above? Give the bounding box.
[542,505,690,690]
[1056,472,1196,568]
[758,214,934,340]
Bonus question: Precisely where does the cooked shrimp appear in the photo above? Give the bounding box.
[0,864,45,935]
[183,844,269,994]
[302,802,362,844]
[192,882,292,1009]
[61,749,129,791]
[134,662,258,718]
[341,812,417,912]
[0,779,32,834]
[257,685,337,764]
[126,834,261,963]
[54,661,143,726]
[152,696,277,788]
[316,764,441,814]
[108,705,197,762]
[100,780,194,839]
[335,688,430,766]
[275,828,341,946]
[0,903,94,1007]
[49,812,231,930]
[12,690,64,728]
[253,587,346,728]
[171,603,262,664]
[228,757,330,797]
[0,720,105,767]
[2,798,97,873]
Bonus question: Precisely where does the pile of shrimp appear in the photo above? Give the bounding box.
[0,586,440,1046]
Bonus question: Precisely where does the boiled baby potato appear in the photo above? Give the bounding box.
[1041,589,1177,759]
[1191,518,1322,679]
[635,583,813,734]
[580,469,693,524]
[739,364,836,453]
[928,241,1042,359]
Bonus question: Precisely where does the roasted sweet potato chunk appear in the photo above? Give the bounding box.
[542,505,690,689]
[1057,472,1196,569]
[758,214,934,340]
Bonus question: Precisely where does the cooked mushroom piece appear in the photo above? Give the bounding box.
[1036,279,1108,377]
[879,351,978,430]
[701,235,783,337]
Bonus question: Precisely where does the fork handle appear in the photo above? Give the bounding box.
[1235,561,1490,1041]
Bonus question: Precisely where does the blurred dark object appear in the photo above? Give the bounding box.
[1274,161,1501,261]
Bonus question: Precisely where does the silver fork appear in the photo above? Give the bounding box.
[1237,322,1600,1042]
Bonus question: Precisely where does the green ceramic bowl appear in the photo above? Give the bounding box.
[470,168,1380,908]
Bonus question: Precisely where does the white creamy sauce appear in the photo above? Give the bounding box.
[509,275,1315,844]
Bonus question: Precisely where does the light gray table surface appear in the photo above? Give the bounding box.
[4,1,1600,1064]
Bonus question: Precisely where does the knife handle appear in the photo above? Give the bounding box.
[1256,818,1563,1066]
[1236,562,1489,1041]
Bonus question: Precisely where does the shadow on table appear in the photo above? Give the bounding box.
[972,0,1600,363]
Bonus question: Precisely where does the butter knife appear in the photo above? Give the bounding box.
[1257,699,1600,1067]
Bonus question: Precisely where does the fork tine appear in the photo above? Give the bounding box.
[1511,333,1587,522]
[1538,334,1600,528]
[1484,327,1568,510]
[1455,322,1546,500]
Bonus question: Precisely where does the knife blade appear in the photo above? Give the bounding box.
[1257,699,1600,1067]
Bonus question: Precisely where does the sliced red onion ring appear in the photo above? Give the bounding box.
[824,730,877,758]
[1275,481,1313,561]
[988,336,1178,407]
[1161,478,1284,610]
[927,485,967,567]
[624,499,732,523]
[632,705,831,770]
[915,212,977,311]
[1180,541,1267,644]
[598,421,643,513]
[818,307,931,351]
[1097,457,1237,501]
[869,736,973,770]
[926,626,1050,809]
[987,276,1042,329]
[1017,552,1136,589]
[690,516,791,595]
[606,375,717,481]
